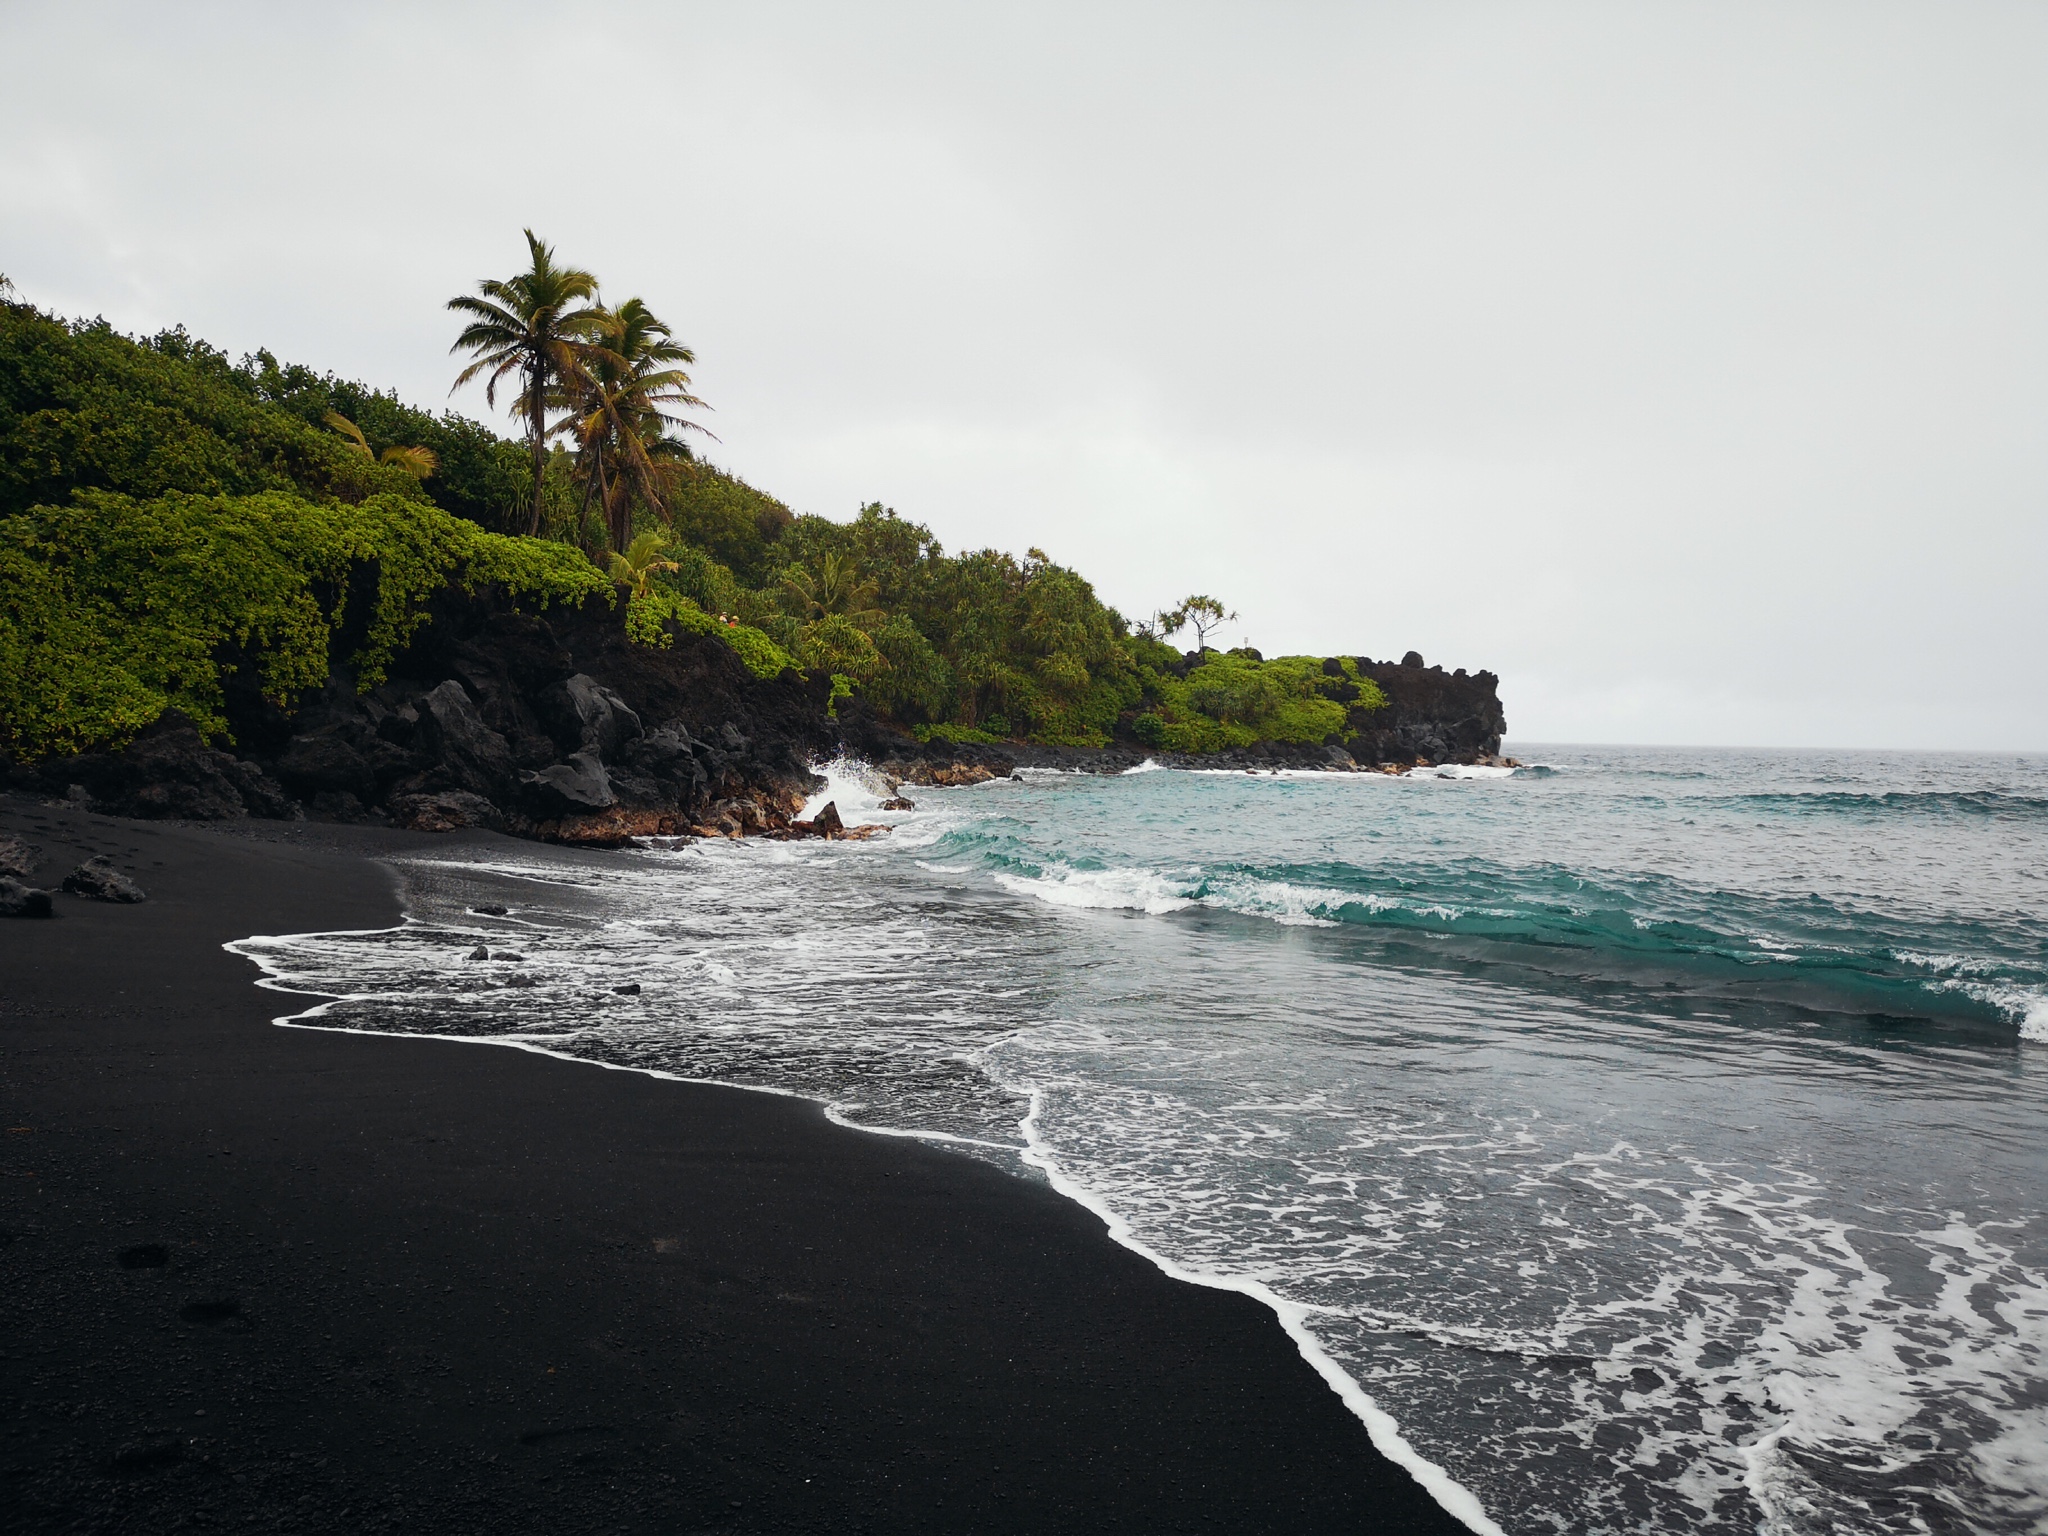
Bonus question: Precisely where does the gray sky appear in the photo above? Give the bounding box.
[5,1,2044,748]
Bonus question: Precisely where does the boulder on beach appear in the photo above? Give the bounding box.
[521,750,617,814]
[0,836,40,879]
[61,857,146,903]
[0,877,56,918]
[415,680,516,797]
[388,791,501,834]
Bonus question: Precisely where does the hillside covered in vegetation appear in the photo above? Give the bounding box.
[0,241,1505,842]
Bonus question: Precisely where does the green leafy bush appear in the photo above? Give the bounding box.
[913,722,1005,745]
[0,488,607,758]
[0,310,412,517]
[1134,652,1386,751]
[664,462,795,585]
[623,588,797,679]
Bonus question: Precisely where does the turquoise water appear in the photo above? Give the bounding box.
[234,746,2048,1534]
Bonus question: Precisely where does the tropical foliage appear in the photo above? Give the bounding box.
[0,250,1388,761]
[607,529,681,598]
[322,409,439,480]
[0,488,605,758]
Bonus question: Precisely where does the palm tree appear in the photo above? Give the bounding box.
[321,410,440,480]
[564,296,713,554]
[447,231,607,535]
[780,552,883,626]
[606,530,681,599]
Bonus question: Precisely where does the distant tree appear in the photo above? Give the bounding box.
[447,230,608,535]
[606,530,682,598]
[321,410,440,479]
[1156,594,1236,651]
[780,551,882,626]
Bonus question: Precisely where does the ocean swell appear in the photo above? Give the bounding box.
[934,834,2048,1034]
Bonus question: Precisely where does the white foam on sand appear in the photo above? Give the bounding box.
[1016,1088,1507,1536]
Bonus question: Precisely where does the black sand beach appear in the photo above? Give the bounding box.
[0,796,1465,1534]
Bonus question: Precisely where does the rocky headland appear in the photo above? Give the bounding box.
[7,591,1508,845]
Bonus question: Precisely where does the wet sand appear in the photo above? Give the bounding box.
[0,794,1466,1534]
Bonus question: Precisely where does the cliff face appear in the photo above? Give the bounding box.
[1344,652,1507,766]
[14,591,841,845]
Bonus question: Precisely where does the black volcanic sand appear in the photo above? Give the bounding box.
[0,796,1468,1535]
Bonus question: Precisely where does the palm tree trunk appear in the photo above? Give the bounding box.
[527,357,547,537]
[599,456,621,556]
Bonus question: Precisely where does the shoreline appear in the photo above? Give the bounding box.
[0,793,1471,1534]
[233,867,1500,1535]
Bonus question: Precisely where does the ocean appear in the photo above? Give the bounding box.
[230,745,2048,1535]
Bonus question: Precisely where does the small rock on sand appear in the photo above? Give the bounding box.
[61,857,146,903]
[0,836,40,879]
[0,878,56,919]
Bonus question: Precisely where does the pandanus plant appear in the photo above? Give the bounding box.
[321,411,439,479]
[780,551,882,626]
[606,530,682,599]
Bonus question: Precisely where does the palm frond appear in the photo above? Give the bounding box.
[380,444,439,479]
[321,410,373,458]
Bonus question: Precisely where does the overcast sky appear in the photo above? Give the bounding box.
[5,1,2044,748]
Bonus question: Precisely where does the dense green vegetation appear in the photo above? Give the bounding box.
[0,241,1384,759]
[0,487,606,757]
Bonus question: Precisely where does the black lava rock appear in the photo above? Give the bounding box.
[62,857,146,903]
[0,877,55,918]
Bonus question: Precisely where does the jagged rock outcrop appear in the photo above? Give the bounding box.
[6,586,836,846]
[1343,653,1507,766]
[23,714,297,821]
[522,750,616,815]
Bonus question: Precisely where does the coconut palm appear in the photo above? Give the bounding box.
[564,297,713,554]
[447,231,607,534]
[606,530,682,599]
[321,410,440,479]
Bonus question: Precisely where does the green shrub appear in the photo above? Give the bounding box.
[913,722,1005,745]
[0,309,411,517]
[665,462,795,585]
[624,588,797,679]
[1133,652,1384,751]
[0,488,607,758]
